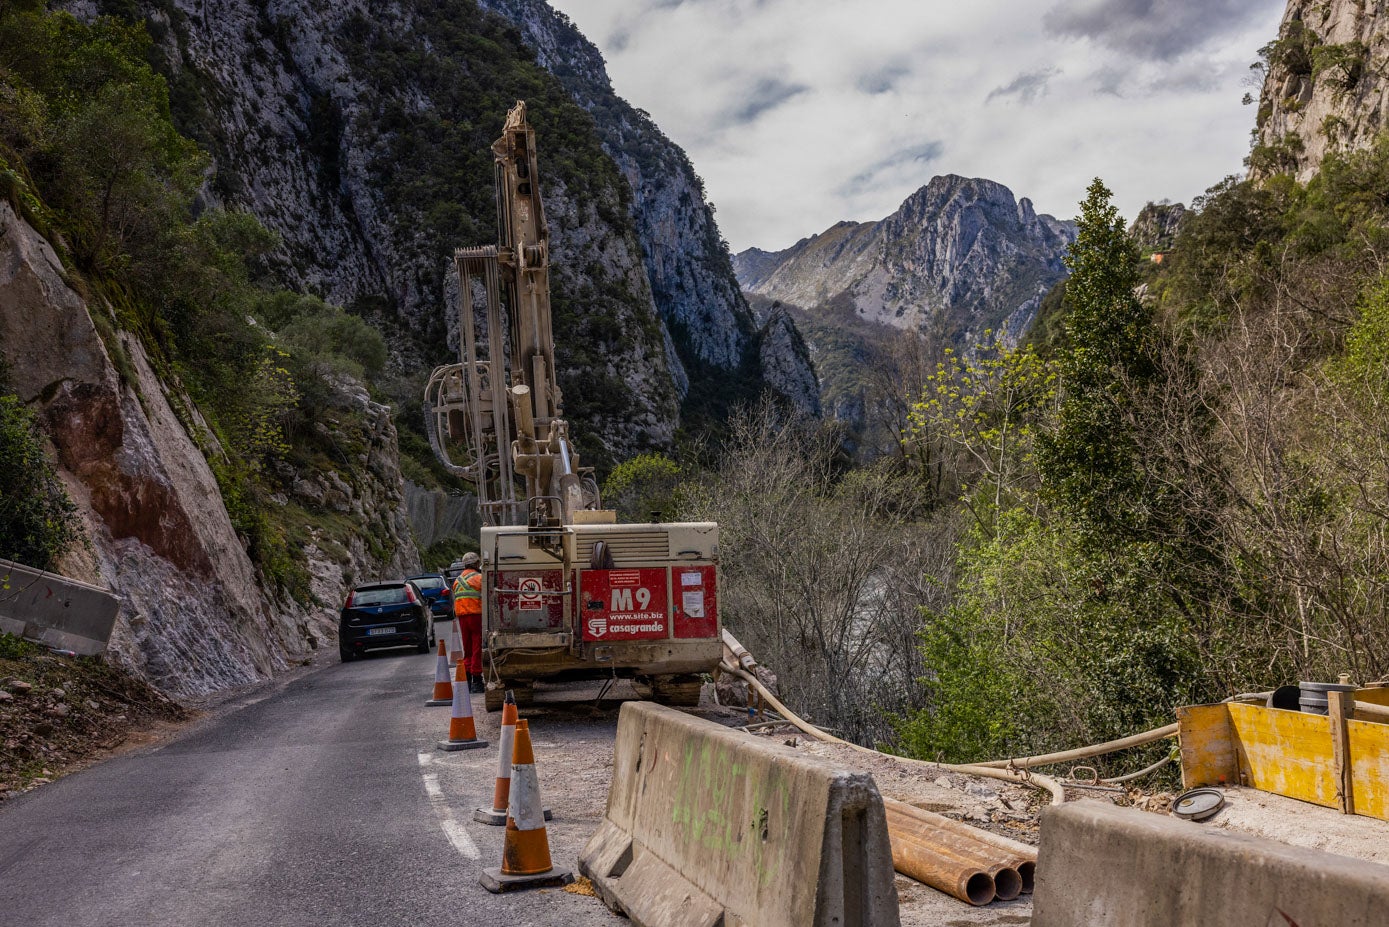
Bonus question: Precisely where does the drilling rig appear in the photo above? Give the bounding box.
[423,101,720,710]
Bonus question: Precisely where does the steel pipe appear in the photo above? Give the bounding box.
[885,799,1035,896]
[887,830,1000,906]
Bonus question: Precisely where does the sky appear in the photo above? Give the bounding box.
[546,0,1288,253]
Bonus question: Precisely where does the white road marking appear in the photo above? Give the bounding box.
[440,819,481,859]
[420,768,481,860]
[417,752,432,767]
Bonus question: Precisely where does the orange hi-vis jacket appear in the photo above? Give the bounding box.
[452,568,482,618]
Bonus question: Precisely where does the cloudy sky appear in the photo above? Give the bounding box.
[547,0,1287,252]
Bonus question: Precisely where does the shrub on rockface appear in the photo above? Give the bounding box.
[0,395,80,570]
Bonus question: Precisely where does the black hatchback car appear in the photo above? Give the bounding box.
[339,581,434,661]
[405,572,454,622]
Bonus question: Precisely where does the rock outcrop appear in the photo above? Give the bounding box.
[1253,0,1389,180]
[734,175,1075,344]
[757,309,822,418]
[1129,202,1188,253]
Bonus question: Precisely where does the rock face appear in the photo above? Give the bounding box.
[757,309,822,418]
[1129,202,1188,253]
[0,201,418,695]
[0,203,382,694]
[734,175,1075,344]
[473,0,818,412]
[71,0,816,459]
[405,482,481,554]
[1253,0,1389,180]
[68,0,680,464]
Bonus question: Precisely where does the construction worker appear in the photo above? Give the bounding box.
[452,552,485,693]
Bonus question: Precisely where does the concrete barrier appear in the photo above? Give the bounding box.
[579,701,900,927]
[1032,800,1389,926]
[0,558,119,655]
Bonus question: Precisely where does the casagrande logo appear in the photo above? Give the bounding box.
[587,615,608,638]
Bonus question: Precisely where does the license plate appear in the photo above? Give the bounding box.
[368,627,395,636]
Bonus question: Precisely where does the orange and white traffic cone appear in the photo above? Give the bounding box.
[474,691,551,825]
[479,718,572,892]
[449,618,464,669]
[438,661,487,752]
[425,640,453,706]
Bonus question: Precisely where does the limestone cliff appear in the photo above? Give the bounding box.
[472,0,821,417]
[0,202,415,695]
[1252,0,1389,179]
[734,175,1075,344]
[69,0,680,465]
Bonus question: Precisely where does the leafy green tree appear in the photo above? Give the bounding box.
[602,453,682,522]
[0,396,79,569]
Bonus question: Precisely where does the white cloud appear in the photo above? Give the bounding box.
[548,0,1286,251]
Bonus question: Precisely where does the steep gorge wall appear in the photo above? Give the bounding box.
[0,202,419,694]
[1254,0,1389,179]
[71,0,680,464]
[473,0,821,417]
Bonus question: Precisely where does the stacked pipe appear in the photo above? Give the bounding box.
[883,799,1035,906]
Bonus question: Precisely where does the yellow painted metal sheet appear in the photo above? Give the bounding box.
[1227,702,1338,810]
[1348,719,1389,821]
[1176,703,1237,789]
[1353,686,1389,709]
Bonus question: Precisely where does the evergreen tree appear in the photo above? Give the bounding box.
[1037,178,1155,541]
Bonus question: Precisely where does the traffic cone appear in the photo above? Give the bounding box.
[474,691,551,825]
[479,719,573,892]
[425,640,453,706]
[449,618,464,668]
[438,661,487,751]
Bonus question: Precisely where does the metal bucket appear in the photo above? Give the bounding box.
[1298,681,1356,715]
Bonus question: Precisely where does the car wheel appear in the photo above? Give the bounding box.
[339,645,355,663]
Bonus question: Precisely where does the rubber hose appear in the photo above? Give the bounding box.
[718,661,1067,805]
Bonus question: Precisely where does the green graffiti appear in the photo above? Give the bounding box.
[670,737,789,889]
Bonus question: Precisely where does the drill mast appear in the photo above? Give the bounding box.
[424,101,593,531]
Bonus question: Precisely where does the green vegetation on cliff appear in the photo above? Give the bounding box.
[0,395,80,569]
[0,5,393,591]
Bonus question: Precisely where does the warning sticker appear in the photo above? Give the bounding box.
[681,590,705,618]
[517,577,544,611]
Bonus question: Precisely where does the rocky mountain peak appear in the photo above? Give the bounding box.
[735,174,1075,342]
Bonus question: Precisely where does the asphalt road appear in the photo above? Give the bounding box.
[0,651,627,927]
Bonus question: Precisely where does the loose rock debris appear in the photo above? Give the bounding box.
[0,635,187,799]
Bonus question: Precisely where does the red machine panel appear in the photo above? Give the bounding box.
[580,568,669,641]
[672,565,718,639]
[492,569,565,631]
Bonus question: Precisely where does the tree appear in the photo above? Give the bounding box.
[601,453,682,522]
[1037,178,1155,541]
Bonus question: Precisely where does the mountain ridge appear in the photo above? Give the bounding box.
[734,174,1075,344]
